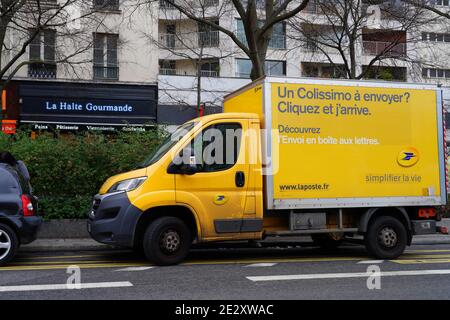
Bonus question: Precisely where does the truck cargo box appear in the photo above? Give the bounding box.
[224,77,447,210]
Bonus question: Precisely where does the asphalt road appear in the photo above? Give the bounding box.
[2,242,450,300]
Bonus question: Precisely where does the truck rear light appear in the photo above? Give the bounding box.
[418,208,436,219]
[21,195,34,216]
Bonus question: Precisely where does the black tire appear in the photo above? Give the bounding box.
[365,216,407,259]
[143,217,192,266]
[0,223,19,267]
[311,233,343,250]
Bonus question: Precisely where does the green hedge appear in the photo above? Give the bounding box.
[0,128,166,219]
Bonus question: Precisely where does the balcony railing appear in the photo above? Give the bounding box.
[28,63,57,79]
[160,0,219,9]
[159,31,220,49]
[363,41,406,57]
[159,68,219,77]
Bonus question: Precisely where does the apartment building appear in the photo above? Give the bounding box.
[157,0,450,125]
[2,0,159,132]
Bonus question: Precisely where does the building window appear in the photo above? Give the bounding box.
[200,60,219,77]
[159,60,176,75]
[236,58,252,78]
[236,19,286,49]
[236,58,286,78]
[93,33,118,80]
[198,21,219,47]
[93,0,119,10]
[432,0,450,6]
[28,29,56,79]
[422,32,450,43]
[266,60,286,76]
[423,68,450,79]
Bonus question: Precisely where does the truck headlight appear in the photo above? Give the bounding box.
[107,177,147,193]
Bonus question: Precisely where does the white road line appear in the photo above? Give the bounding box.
[245,263,278,267]
[357,260,384,264]
[115,266,154,272]
[247,269,450,282]
[0,281,133,292]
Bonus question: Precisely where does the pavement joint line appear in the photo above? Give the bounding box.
[405,249,450,253]
[246,269,450,282]
[0,281,133,292]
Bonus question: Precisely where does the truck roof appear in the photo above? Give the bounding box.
[188,112,260,124]
[224,76,440,101]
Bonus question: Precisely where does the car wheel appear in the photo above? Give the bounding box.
[0,223,19,267]
[311,233,344,250]
[365,216,407,260]
[143,217,192,266]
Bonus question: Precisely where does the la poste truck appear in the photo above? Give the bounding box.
[88,77,448,265]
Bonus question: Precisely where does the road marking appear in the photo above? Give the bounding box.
[115,266,154,272]
[406,249,450,253]
[357,260,384,264]
[0,281,133,292]
[402,254,450,259]
[245,263,277,267]
[392,259,450,264]
[0,263,151,272]
[247,269,450,282]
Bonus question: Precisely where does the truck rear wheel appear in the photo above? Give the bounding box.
[311,233,343,250]
[143,217,192,266]
[364,216,407,260]
[0,223,19,267]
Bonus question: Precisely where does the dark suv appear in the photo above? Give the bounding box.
[0,157,41,265]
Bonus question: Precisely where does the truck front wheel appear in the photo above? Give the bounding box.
[143,217,192,266]
[365,216,407,260]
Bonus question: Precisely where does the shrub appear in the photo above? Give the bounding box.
[0,128,166,219]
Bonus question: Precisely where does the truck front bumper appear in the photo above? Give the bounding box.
[87,192,143,248]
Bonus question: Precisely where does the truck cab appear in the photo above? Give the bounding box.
[88,113,265,265]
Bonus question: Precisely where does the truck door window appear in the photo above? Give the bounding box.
[188,122,242,172]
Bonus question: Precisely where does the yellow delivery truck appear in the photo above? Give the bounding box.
[88,77,448,265]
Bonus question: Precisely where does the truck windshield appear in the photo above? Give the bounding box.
[140,121,195,167]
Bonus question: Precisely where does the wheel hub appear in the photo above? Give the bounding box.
[160,229,181,253]
[0,230,12,260]
[378,227,398,248]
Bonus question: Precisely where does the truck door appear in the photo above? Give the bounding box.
[174,119,252,239]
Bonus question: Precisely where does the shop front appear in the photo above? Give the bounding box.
[6,80,157,132]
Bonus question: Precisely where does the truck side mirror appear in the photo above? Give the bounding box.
[167,162,198,175]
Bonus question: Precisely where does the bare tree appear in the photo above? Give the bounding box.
[0,0,105,86]
[155,7,239,114]
[157,0,310,80]
[288,0,433,80]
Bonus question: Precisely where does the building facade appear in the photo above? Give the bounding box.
[1,0,450,131]
[157,0,450,124]
[1,0,159,132]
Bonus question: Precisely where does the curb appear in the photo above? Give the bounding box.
[19,239,114,252]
